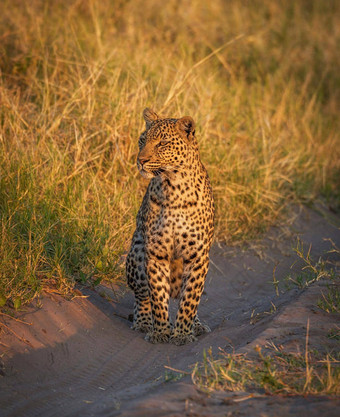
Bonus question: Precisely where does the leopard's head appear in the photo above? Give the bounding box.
[137,108,196,179]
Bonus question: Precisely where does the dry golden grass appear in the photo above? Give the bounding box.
[0,0,339,305]
[192,344,340,396]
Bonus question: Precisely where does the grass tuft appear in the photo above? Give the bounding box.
[192,345,340,396]
[284,238,337,290]
[317,285,340,314]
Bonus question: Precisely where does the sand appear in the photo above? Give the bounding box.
[0,205,339,417]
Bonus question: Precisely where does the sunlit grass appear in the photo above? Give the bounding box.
[192,345,340,396]
[0,0,339,306]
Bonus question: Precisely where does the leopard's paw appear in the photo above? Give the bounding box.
[169,333,197,346]
[193,322,211,336]
[144,331,170,344]
[131,323,152,333]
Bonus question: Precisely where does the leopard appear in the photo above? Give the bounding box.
[126,108,214,345]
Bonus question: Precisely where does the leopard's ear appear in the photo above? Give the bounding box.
[176,116,195,141]
[143,108,159,127]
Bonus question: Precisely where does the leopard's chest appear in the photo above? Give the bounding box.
[141,192,193,230]
[143,189,209,235]
[137,167,213,235]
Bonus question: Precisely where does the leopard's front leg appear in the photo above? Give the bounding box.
[126,234,153,333]
[144,254,172,343]
[170,255,210,345]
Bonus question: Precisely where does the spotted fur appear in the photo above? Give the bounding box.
[126,108,214,345]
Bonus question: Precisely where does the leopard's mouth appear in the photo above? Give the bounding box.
[139,167,166,178]
[137,160,166,178]
[139,168,155,179]
[138,159,182,178]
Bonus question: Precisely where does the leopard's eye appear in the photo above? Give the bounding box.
[159,139,170,146]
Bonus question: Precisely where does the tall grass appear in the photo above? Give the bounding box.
[0,0,339,306]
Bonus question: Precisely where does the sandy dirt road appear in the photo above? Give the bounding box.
[0,206,339,416]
